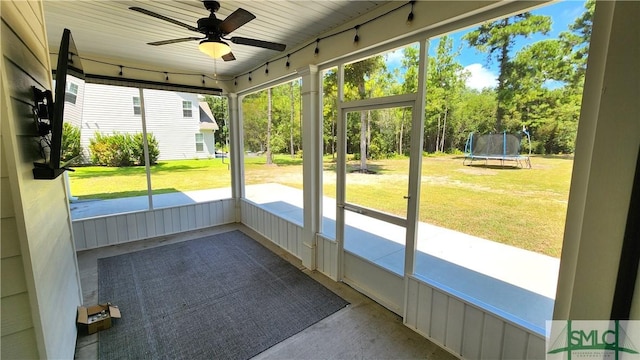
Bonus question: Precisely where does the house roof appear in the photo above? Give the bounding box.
[199,101,219,131]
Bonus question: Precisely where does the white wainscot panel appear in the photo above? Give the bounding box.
[240,200,302,260]
[343,252,404,315]
[73,199,235,250]
[404,276,545,360]
[316,234,338,280]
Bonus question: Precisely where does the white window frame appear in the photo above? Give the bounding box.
[66,81,78,104]
[195,132,204,152]
[133,96,141,115]
[183,101,193,118]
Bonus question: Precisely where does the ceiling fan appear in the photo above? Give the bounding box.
[129,1,286,61]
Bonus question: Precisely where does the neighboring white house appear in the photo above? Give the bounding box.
[63,80,218,162]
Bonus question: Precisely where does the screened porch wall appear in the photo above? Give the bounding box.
[72,199,235,250]
[237,201,547,359]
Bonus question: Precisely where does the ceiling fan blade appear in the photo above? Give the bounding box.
[129,7,199,33]
[230,37,286,52]
[147,37,203,46]
[219,8,255,34]
[222,52,236,62]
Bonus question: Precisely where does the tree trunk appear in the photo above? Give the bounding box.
[436,113,441,152]
[360,110,367,171]
[495,17,510,132]
[289,82,295,158]
[367,110,371,149]
[440,107,448,152]
[266,87,273,165]
[331,117,335,159]
[399,108,405,155]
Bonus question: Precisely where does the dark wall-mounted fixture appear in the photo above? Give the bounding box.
[32,28,84,180]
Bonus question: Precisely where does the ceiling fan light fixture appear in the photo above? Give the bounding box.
[199,39,231,58]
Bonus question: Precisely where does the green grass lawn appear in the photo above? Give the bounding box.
[69,154,572,257]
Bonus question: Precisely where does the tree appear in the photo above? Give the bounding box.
[322,69,338,158]
[62,123,82,164]
[204,96,229,151]
[560,0,595,89]
[426,36,468,152]
[242,92,268,153]
[270,80,301,156]
[464,13,552,131]
[289,82,295,157]
[454,89,498,147]
[344,56,385,172]
[508,39,578,153]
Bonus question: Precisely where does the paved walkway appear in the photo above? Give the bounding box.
[71,183,558,332]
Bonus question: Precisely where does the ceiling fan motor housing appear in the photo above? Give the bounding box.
[130,1,286,60]
[197,17,223,35]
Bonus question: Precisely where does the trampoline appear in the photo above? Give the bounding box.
[463,131,532,168]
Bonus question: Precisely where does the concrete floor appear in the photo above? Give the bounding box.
[74,223,456,360]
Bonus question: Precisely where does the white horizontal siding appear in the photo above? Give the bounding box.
[79,84,204,161]
[81,83,142,132]
[142,89,201,160]
[80,83,142,160]
[60,75,84,129]
[404,276,546,360]
[2,12,82,359]
[73,199,235,250]
[240,200,303,259]
[196,130,216,159]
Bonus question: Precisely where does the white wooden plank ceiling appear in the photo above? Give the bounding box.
[43,0,388,80]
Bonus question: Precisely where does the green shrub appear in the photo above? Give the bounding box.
[89,132,132,166]
[531,140,546,155]
[132,133,159,165]
[89,132,159,166]
[216,143,229,153]
[61,123,82,164]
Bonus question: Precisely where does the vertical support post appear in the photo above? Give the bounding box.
[554,0,640,320]
[138,87,153,210]
[404,38,428,278]
[228,93,244,221]
[336,64,346,280]
[503,131,507,156]
[297,65,319,270]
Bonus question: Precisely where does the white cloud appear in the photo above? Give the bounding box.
[464,63,498,90]
[385,49,404,69]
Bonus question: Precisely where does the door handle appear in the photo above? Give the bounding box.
[339,204,365,214]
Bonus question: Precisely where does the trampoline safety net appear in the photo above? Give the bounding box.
[464,132,531,168]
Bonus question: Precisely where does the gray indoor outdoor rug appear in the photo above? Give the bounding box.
[97,230,349,360]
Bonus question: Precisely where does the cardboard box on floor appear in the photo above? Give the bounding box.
[77,303,121,334]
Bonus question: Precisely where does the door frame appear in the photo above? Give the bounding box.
[335,93,420,281]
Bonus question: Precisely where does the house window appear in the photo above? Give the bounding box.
[133,97,141,115]
[65,82,78,104]
[183,101,193,118]
[195,133,204,152]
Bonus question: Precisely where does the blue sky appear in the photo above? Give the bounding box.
[386,0,587,89]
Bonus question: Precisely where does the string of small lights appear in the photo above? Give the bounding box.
[234,1,414,84]
[50,1,415,88]
[50,53,226,86]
